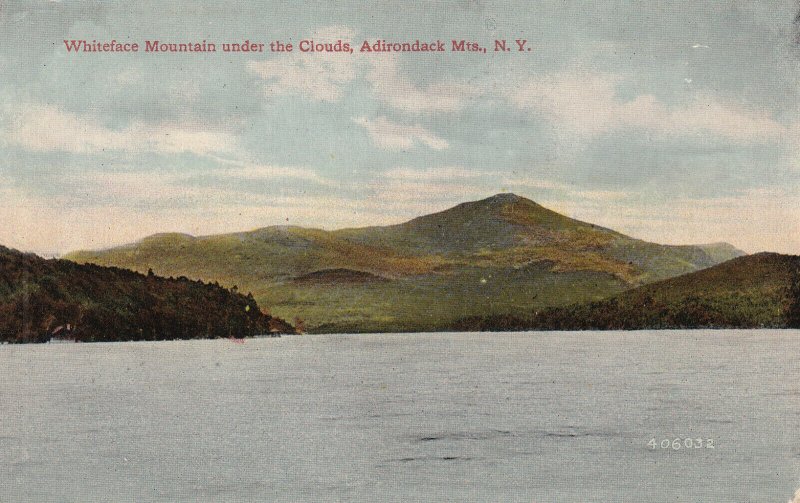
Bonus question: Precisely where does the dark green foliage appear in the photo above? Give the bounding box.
[452,314,528,332]
[0,246,293,343]
[789,261,800,329]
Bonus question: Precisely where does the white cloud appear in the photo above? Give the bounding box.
[247,26,357,102]
[499,176,630,202]
[366,57,478,114]
[384,166,487,180]
[369,178,487,203]
[365,167,492,205]
[204,155,339,188]
[60,161,337,209]
[371,168,630,207]
[0,155,345,255]
[7,104,234,155]
[353,116,449,150]
[505,71,788,142]
[248,42,479,114]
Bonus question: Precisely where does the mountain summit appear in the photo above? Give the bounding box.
[338,193,618,254]
[67,194,745,332]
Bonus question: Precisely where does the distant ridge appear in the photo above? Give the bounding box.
[458,253,800,330]
[66,193,746,332]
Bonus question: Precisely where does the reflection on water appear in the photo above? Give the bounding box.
[1,330,799,502]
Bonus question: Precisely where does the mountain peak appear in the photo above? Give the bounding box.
[485,192,524,203]
[381,192,591,253]
[472,193,551,214]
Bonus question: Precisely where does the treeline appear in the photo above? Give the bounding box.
[0,246,293,343]
[456,253,800,331]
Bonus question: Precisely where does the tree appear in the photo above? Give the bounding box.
[788,264,800,328]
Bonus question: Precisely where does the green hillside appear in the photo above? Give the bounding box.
[0,246,293,343]
[458,253,800,330]
[66,194,745,332]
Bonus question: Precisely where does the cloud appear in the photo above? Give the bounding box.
[541,186,800,254]
[247,26,357,102]
[502,177,572,191]
[0,165,344,254]
[384,166,487,180]
[353,116,449,150]
[368,178,487,203]
[499,175,630,202]
[365,166,493,205]
[247,31,478,115]
[376,167,631,206]
[505,70,788,142]
[365,57,478,114]
[0,155,340,227]
[7,104,234,155]
[203,155,340,188]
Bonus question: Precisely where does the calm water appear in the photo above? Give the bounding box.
[1,331,799,502]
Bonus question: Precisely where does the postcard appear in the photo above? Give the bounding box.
[1,1,799,501]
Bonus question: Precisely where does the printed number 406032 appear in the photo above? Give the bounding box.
[648,438,714,450]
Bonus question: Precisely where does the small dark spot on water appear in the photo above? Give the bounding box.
[413,430,514,443]
[390,456,474,463]
[537,427,615,439]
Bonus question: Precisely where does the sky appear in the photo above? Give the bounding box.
[1,0,800,255]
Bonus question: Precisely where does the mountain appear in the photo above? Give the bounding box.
[0,246,293,343]
[66,193,745,332]
[457,253,800,330]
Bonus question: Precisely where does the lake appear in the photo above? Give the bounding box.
[1,331,799,502]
